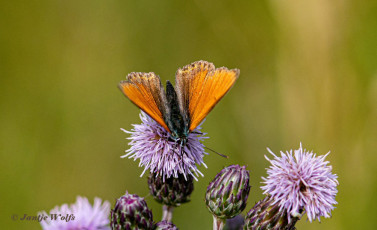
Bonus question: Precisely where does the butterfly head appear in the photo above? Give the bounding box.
[169,130,189,147]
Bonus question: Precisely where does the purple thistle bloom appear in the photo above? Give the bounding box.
[261,143,339,222]
[155,220,178,230]
[122,112,208,180]
[111,191,154,229]
[39,196,110,230]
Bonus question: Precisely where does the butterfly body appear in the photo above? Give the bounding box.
[164,80,190,145]
[119,61,239,146]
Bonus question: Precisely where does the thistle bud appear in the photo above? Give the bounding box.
[155,220,179,230]
[206,165,251,219]
[225,214,245,230]
[243,196,302,230]
[148,172,194,207]
[110,192,154,230]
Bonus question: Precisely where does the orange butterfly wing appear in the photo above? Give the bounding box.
[175,61,239,132]
[118,72,171,133]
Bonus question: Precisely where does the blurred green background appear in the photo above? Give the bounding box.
[1,0,376,229]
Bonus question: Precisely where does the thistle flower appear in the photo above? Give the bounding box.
[122,112,208,180]
[39,196,110,230]
[155,220,179,230]
[148,172,194,207]
[261,144,338,222]
[244,195,300,230]
[225,214,245,230]
[111,192,154,230]
[206,165,251,220]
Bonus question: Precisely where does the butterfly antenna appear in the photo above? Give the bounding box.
[191,131,203,135]
[204,146,229,159]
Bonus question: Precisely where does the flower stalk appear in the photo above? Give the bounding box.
[162,205,174,222]
[213,216,225,230]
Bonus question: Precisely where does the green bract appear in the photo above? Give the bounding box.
[206,165,251,219]
[148,172,194,207]
[244,196,302,230]
[110,192,154,230]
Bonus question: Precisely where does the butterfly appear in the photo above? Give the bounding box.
[118,60,239,147]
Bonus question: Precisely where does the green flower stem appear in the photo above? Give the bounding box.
[162,205,174,222]
[213,216,225,230]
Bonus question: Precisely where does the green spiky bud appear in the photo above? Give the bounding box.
[111,192,154,230]
[148,172,194,207]
[155,220,179,230]
[244,196,302,230]
[206,165,251,219]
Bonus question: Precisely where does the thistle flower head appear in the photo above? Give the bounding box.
[206,165,251,219]
[225,214,245,230]
[155,220,179,230]
[244,195,300,230]
[261,143,339,222]
[111,191,154,230]
[39,196,110,230]
[122,112,208,181]
[148,172,194,207]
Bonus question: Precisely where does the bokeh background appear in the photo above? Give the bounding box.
[1,0,376,229]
